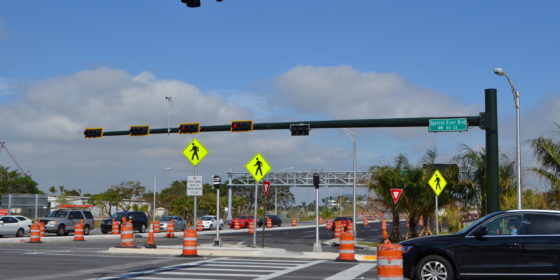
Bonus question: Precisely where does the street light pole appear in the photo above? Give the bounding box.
[343,128,357,239]
[494,68,522,209]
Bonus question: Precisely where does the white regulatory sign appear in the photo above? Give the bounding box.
[187,176,203,196]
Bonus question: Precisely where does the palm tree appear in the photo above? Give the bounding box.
[530,133,560,208]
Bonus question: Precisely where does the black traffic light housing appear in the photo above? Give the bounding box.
[181,0,200,7]
[84,128,103,139]
[313,173,320,189]
[179,123,200,134]
[290,123,310,136]
[231,120,253,132]
[130,125,150,136]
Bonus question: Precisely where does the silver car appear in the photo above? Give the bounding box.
[159,216,187,232]
[0,216,33,237]
[201,215,223,230]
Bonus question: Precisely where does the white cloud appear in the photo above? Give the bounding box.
[0,77,17,97]
[273,65,480,119]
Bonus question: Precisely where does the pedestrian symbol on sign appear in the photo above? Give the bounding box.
[245,153,271,182]
[182,139,208,166]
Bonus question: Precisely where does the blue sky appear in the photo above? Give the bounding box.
[1,1,559,204]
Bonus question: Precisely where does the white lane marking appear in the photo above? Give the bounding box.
[202,263,299,269]
[212,258,310,263]
[324,262,377,280]
[181,267,274,272]
[254,260,325,280]
[161,271,266,277]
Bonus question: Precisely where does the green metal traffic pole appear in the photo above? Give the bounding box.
[485,88,500,213]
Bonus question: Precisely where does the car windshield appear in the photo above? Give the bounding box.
[201,216,214,221]
[47,210,69,218]
[110,212,127,220]
[160,216,173,221]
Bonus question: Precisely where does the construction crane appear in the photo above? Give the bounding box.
[0,141,30,176]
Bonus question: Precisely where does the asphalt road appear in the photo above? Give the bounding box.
[0,223,395,279]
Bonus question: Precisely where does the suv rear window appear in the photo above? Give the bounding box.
[525,214,560,235]
[84,211,93,219]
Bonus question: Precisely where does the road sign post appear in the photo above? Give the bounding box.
[313,173,322,253]
[213,175,222,247]
[245,153,271,248]
[429,170,447,235]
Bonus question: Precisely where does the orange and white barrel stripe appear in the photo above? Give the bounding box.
[181,229,198,257]
[234,219,240,230]
[337,231,356,262]
[377,243,404,280]
[319,217,323,225]
[153,220,160,233]
[120,222,135,248]
[326,219,332,230]
[197,219,204,231]
[248,220,254,234]
[29,221,41,243]
[291,217,297,227]
[39,222,45,237]
[334,221,341,238]
[112,219,119,235]
[266,217,272,228]
[166,220,175,238]
[74,219,85,241]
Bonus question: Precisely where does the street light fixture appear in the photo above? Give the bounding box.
[494,67,522,209]
[342,128,357,239]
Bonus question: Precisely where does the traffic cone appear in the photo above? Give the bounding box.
[119,221,135,248]
[234,218,240,230]
[326,219,332,230]
[266,217,272,228]
[248,220,254,234]
[180,229,198,257]
[197,219,204,231]
[29,221,41,243]
[145,224,157,248]
[382,219,388,241]
[112,219,119,235]
[74,219,85,241]
[291,217,297,227]
[336,231,357,262]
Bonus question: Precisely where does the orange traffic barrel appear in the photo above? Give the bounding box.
[382,219,388,240]
[334,221,341,238]
[153,220,160,233]
[363,216,369,226]
[39,222,45,237]
[377,243,404,280]
[291,217,297,227]
[119,221,135,248]
[197,219,204,231]
[29,221,41,243]
[145,224,157,248]
[326,219,332,230]
[180,229,198,257]
[234,218,240,230]
[336,231,356,262]
[166,220,175,238]
[112,219,120,235]
[347,221,354,233]
[319,216,324,225]
[74,219,85,241]
[266,217,272,228]
[248,220,254,234]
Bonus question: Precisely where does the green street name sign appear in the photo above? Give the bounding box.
[429,118,468,132]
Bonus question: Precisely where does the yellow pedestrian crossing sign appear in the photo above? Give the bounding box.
[245,153,271,182]
[183,139,208,166]
[429,169,447,196]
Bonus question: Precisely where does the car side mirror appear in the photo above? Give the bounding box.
[473,226,488,237]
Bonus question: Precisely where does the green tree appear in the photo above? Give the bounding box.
[0,165,42,194]
[530,132,560,208]
[88,188,120,216]
[110,181,146,211]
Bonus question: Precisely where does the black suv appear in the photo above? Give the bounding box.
[101,211,148,233]
[256,215,282,227]
[400,210,560,280]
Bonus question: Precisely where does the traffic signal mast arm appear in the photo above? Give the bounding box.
[96,115,482,137]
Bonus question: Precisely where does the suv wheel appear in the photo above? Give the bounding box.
[16,228,24,237]
[415,255,454,280]
[56,225,66,236]
[84,225,90,235]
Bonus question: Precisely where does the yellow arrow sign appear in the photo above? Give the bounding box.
[183,139,208,166]
[428,169,447,196]
[245,153,271,182]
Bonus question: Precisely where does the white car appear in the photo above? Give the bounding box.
[0,215,33,237]
[201,215,223,230]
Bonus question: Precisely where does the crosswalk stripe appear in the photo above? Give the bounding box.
[202,263,298,269]
[324,262,377,280]
[203,261,297,267]
[214,258,309,263]
[181,267,274,272]
[160,271,266,277]
[254,260,325,280]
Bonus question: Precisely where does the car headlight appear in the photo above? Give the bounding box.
[47,221,57,225]
[401,245,414,254]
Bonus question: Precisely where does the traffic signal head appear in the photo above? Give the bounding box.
[181,0,200,7]
[231,120,253,132]
[290,123,310,136]
[84,128,103,139]
[129,125,150,136]
[313,173,320,188]
[179,123,200,134]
